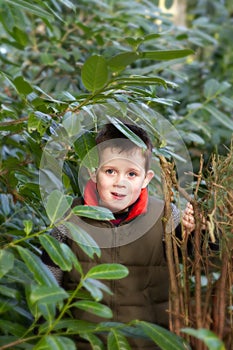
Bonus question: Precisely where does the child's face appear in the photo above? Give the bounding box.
[92,147,154,213]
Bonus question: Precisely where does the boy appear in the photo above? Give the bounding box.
[45,122,195,349]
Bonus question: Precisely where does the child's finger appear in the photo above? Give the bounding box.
[185,202,194,213]
[182,203,195,235]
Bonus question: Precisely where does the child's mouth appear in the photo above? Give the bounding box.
[111,192,126,199]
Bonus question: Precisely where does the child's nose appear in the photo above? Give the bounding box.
[114,174,126,187]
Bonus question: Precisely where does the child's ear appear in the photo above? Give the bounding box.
[142,170,154,188]
[88,168,97,183]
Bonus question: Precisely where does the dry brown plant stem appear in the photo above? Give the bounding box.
[160,145,233,349]
[159,156,181,334]
[160,155,207,350]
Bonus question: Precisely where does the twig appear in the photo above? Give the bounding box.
[159,156,181,333]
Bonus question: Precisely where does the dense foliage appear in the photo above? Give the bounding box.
[0,0,232,349]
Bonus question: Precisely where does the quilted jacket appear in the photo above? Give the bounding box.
[62,194,169,350]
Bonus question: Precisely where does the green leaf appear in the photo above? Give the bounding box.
[113,76,168,88]
[71,300,113,319]
[134,321,190,350]
[125,37,145,50]
[181,328,226,350]
[187,103,203,110]
[108,50,193,71]
[73,131,97,170]
[34,86,66,103]
[0,320,27,337]
[82,279,103,302]
[11,26,29,46]
[0,285,20,300]
[204,79,231,99]
[64,221,101,258]
[220,96,233,109]
[19,182,41,201]
[63,161,80,194]
[5,0,54,20]
[27,91,44,108]
[13,76,33,95]
[28,112,51,135]
[81,333,104,350]
[86,278,113,295]
[36,302,57,322]
[30,285,68,304]
[58,0,76,11]
[86,264,128,280]
[98,322,145,338]
[142,49,194,60]
[204,79,221,99]
[0,194,10,216]
[45,319,97,333]
[16,246,58,286]
[143,33,161,41]
[45,190,73,224]
[72,205,114,221]
[81,55,109,92]
[0,250,14,278]
[107,329,131,350]
[204,105,233,131]
[39,234,73,271]
[23,220,33,235]
[4,258,33,285]
[60,243,83,275]
[83,278,113,301]
[40,52,55,65]
[108,52,140,71]
[184,132,205,144]
[39,168,63,196]
[62,112,82,137]
[106,116,147,150]
[186,115,211,138]
[34,336,76,350]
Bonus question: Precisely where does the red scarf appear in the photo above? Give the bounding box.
[83,179,148,225]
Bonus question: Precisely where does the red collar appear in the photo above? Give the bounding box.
[83,180,148,224]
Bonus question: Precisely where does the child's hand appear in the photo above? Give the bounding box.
[182,202,195,235]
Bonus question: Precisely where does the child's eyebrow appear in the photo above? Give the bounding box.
[101,164,143,171]
[127,166,141,171]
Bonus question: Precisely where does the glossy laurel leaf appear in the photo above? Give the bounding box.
[81,55,109,93]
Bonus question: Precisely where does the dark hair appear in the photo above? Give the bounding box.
[95,122,153,171]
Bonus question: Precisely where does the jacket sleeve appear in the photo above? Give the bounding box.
[41,225,68,286]
[164,203,182,233]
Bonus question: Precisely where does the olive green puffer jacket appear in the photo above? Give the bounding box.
[63,197,169,350]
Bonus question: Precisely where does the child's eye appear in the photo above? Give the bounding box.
[128,171,137,177]
[105,169,115,175]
